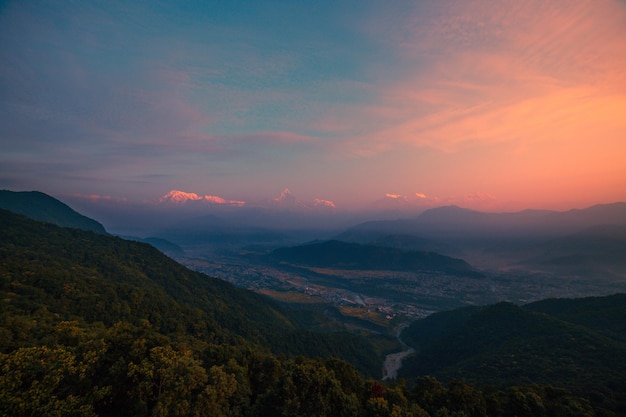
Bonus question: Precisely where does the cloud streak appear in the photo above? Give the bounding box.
[353,0,626,153]
[1,0,624,210]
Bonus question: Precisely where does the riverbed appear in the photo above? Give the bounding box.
[382,322,415,380]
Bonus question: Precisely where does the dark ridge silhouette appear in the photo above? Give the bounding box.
[269,239,481,276]
[0,189,107,234]
[347,202,626,239]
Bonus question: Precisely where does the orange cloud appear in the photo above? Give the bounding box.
[385,193,404,200]
[329,0,626,160]
[324,0,626,207]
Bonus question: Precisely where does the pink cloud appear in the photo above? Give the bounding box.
[338,0,626,158]
[317,0,626,209]
[69,193,128,202]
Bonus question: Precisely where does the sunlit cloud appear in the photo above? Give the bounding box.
[338,0,626,157]
[1,0,624,210]
[69,194,128,203]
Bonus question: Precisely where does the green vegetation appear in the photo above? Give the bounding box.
[0,190,107,234]
[400,298,626,416]
[0,208,619,416]
[269,240,481,276]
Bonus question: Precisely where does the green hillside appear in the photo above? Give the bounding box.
[0,209,382,371]
[400,298,626,415]
[0,208,608,416]
[0,190,107,234]
[270,240,480,276]
[525,294,626,342]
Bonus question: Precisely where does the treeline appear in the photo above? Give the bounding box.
[0,320,597,416]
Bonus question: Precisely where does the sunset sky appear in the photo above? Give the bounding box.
[1,0,626,213]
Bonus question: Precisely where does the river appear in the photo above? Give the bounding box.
[382,322,415,380]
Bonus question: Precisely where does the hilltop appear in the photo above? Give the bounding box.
[269,240,481,277]
[0,189,107,234]
[400,295,626,414]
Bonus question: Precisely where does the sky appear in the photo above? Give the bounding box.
[1,0,626,217]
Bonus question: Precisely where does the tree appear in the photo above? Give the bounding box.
[128,345,207,417]
[0,346,97,416]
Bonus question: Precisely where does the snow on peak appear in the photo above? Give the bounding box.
[159,190,245,206]
[274,188,297,203]
[159,190,203,204]
[313,198,336,209]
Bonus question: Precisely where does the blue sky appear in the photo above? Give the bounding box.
[2,0,626,213]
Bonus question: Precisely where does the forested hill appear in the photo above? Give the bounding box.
[0,208,295,344]
[0,209,606,416]
[400,296,626,414]
[270,240,480,276]
[0,189,107,234]
[0,209,381,367]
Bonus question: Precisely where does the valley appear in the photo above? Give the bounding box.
[3,190,626,416]
[148,202,626,334]
[179,247,626,327]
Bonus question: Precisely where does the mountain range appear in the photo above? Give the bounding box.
[1,190,625,416]
[337,203,626,277]
[343,203,626,240]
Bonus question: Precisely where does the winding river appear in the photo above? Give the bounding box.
[382,322,415,380]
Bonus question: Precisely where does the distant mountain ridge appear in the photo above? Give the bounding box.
[346,202,626,239]
[518,224,626,273]
[269,240,480,276]
[121,236,186,258]
[0,189,107,234]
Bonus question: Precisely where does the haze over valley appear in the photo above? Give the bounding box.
[2,0,626,414]
[5,189,625,323]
